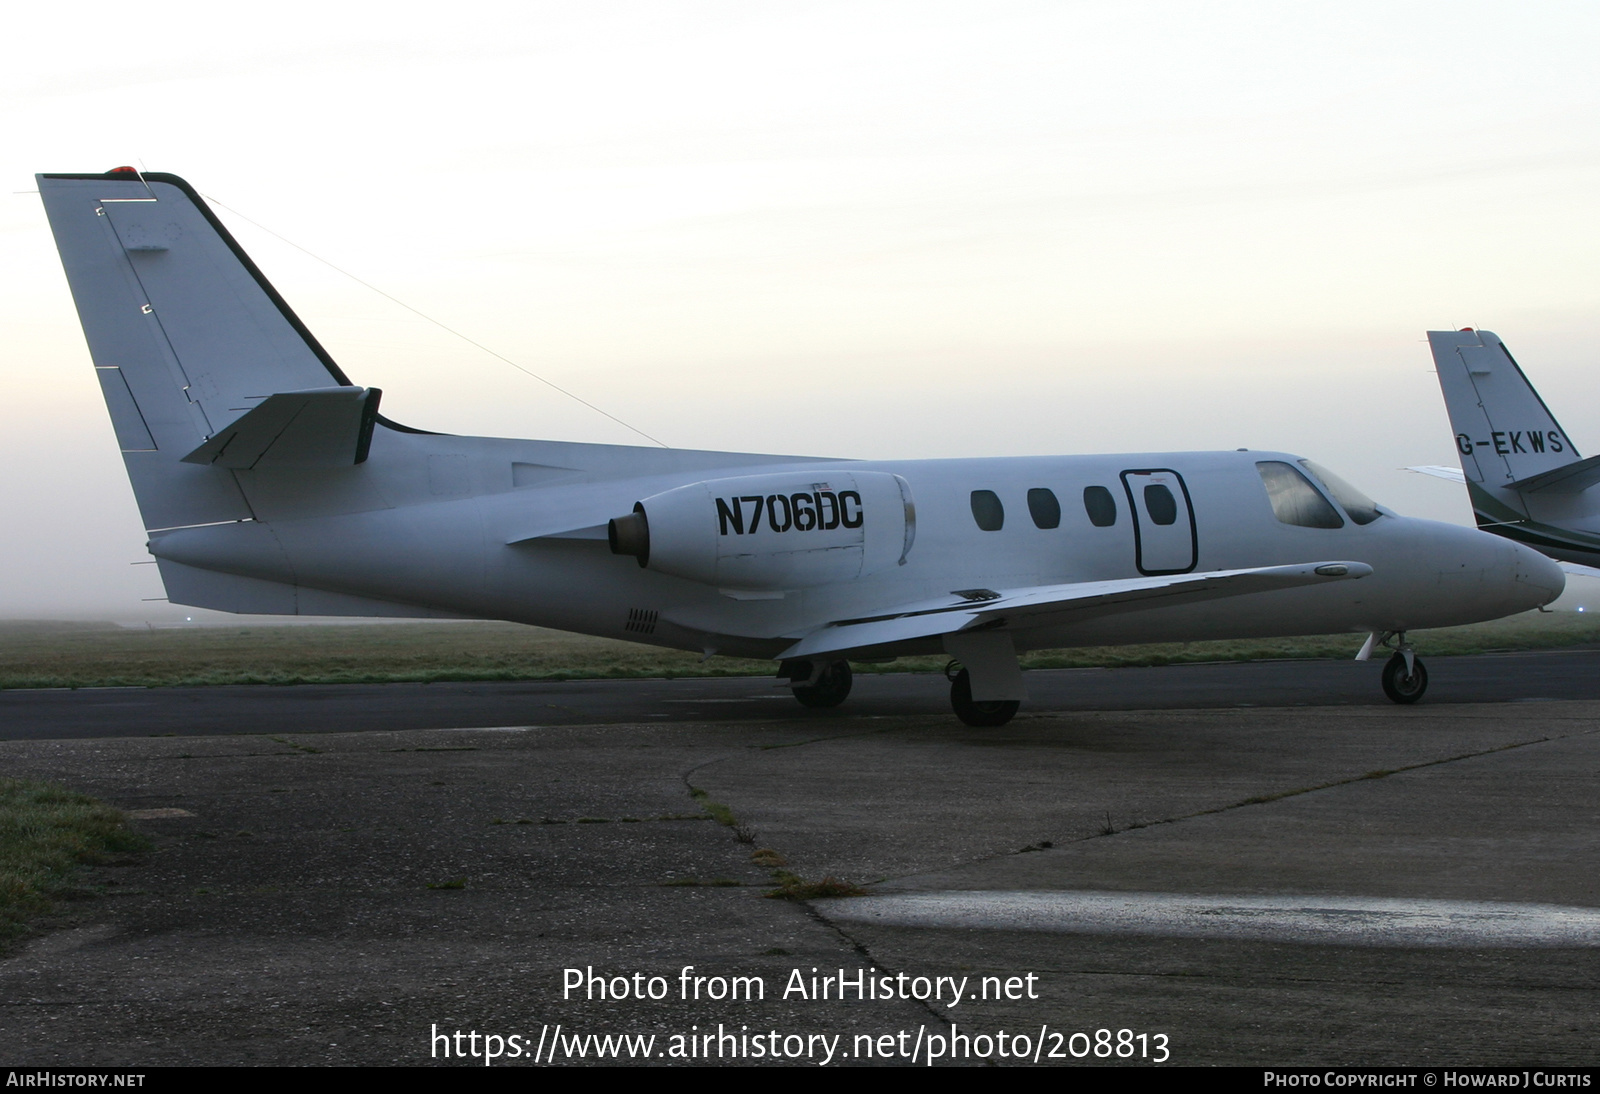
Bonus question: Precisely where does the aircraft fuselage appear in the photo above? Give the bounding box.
[147,434,1558,661]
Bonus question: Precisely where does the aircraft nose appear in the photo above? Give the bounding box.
[1404,520,1566,624]
[1513,543,1566,606]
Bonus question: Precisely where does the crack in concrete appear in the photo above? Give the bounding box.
[836,722,1596,889]
[1120,727,1588,840]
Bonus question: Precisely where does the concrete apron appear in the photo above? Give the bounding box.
[2,700,1596,1066]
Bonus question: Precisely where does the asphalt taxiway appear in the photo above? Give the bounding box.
[1,655,1596,1066]
[6,647,1600,740]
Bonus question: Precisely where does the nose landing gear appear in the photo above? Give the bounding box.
[1370,632,1428,704]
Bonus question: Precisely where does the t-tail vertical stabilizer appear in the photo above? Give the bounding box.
[37,169,378,533]
[1427,329,1600,565]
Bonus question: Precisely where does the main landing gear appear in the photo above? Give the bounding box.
[946,662,1020,727]
[779,659,853,708]
[1369,631,1428,704]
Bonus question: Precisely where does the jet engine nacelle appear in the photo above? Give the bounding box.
[609,471,916,590]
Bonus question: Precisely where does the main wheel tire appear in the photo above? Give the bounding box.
[949,668,1020,727]
[1381,652,1428,704]
[793,659,852,708]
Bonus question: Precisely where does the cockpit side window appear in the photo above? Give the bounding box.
[1256,461,1344,529]
[1300,460,1384,525]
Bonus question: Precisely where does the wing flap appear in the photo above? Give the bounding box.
[780,610,983,658]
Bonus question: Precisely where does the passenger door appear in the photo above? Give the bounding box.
[1120,469,1197,575]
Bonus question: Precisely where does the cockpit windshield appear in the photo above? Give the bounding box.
[1299,460,1384,525]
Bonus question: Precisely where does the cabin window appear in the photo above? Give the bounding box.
[1027,488,1061,529]
[1143,484,1178,525]
[970,490,1004,531]
[1256,461,1344,528]
[1300,460,1383,525]
[1083,486,1117,527]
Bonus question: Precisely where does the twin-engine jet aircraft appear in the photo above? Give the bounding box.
[38,170,1564,723]
[1416,329,1600,576]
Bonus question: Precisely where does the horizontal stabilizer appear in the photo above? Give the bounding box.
[1506,453,1600,495]
[181,387,380,469]
[779,560,1372,660]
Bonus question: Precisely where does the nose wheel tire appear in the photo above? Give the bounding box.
[1381,652,1428,704]
[949,668,1020,727]
[793,659,853,708]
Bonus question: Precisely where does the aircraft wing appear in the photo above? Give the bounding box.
[777,560,1373,660]
[1406,465,1467,484]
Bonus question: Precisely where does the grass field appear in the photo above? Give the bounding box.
[3,612,1599,690]
[0,779,148,947]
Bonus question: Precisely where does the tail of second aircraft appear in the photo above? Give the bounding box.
[1428,329,1600,564]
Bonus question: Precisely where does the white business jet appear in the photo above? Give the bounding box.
[37,170,1564,723]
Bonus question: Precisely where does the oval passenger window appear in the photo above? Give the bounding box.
[1027,488,1061,529]
[1143,484,1178,525]
[970,490,1004,531]
[1083,486,1117,527]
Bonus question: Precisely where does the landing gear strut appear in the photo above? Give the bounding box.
[781,659,853,708]
[946,663,1019,727]
[1374,632,1428,704]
